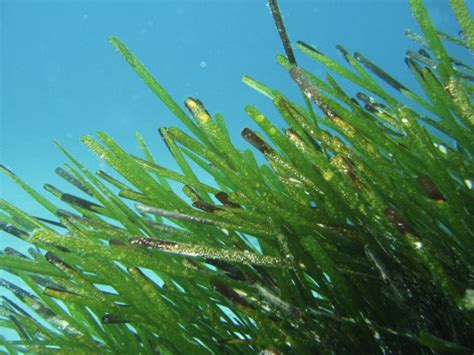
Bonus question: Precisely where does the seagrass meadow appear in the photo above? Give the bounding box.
[0,0,473,353]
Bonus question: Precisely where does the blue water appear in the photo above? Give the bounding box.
[0,0,470,342]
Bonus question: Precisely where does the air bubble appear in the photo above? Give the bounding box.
[323,170,334,181]
[200,61,207,68]
[464,179,472,189]
[434,143,448,154]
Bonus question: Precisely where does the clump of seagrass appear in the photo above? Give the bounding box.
[0,0,473,353]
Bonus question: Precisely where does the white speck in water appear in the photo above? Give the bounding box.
[265,2,272,15]
[200,61,207,68]
[414,241,423,249]
[401,118,409,124]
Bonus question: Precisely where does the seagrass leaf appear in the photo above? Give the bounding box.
[129,237,290,268]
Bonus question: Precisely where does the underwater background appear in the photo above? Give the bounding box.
[0,0,471,343]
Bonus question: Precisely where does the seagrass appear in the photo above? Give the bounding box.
[0,0,472,353]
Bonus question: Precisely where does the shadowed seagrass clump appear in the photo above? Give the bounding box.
[0,0,473,353]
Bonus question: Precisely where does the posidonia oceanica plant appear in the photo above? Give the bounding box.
[1,0,473,353]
